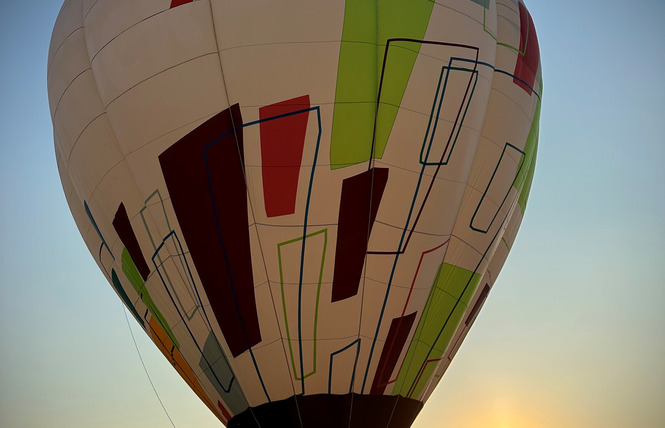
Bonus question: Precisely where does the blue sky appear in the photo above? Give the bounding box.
[1,1,664,427]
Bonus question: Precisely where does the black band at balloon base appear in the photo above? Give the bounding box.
[228,393,423,428]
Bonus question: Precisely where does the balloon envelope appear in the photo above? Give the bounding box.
[49,0,541,426]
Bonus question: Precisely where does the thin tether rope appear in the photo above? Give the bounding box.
[123,306,177,428]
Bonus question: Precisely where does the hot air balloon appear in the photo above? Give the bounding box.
[48,0,541,426]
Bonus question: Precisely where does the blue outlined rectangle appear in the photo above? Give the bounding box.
[470,142,525,234]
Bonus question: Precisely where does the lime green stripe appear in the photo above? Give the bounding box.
[121,248,180,349]
[392,263,481,397]
[518,141,537,210]
[277,229,327,380]
[516,94,541,210]
[330,0,434,169]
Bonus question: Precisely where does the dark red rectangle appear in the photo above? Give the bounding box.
[331,168,389,302]
[159,104,261,357]
[370,312,417,395]
[465,283,490,326]
[113,202,150,281]
[259,95,310,217]
[218,401,232,421]
[170,0,193,8]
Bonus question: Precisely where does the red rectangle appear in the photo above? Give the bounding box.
[259,95,310,217]
[513,2,540,94]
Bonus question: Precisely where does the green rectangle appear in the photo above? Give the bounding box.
[330,0,434,169]
[391,263,481,397]
[517,97,541,210]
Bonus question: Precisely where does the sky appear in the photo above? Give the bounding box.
[1,1,664,427]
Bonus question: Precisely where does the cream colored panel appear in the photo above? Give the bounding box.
[104,53,226,154]
[212,0,345,49]
[56,147,88,249]
[48,28,90,117]
[428,0,490,49]
[84,0,169,58]
[217,42,339,107]
[48,0,85,64]
[250,340,298,402]
[91,2,218,106]
[441,235,485,273]
[502,202,524,249]
[66,115,124,200]
[53,69,105,160]
[252,264,280,346]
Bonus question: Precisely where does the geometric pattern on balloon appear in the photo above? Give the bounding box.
[140,190,200,321]
[369,237,449,395]
[331,0,435,168]
[253,101,324,398]
[470,142,526,234]
[365,45,479,256]
[121,246,180,349]
[391,263,481,399]
[361,40,480,394]
[277,229,327,384]
[148,317,229,422]
[130,186,250,416]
